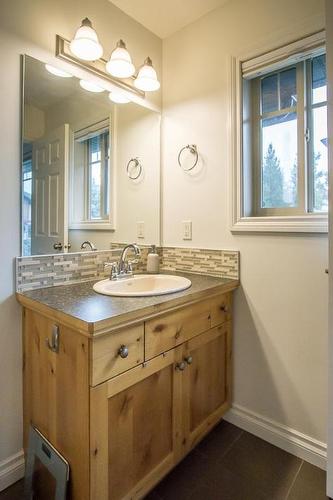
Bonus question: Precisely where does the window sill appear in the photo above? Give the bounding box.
[231,215,328,233]
[69,221,115,231]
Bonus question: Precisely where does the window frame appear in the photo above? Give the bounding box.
[86,130,110,221]
[230,30,328,233]
[69,114,116,231]
[252,61,306,217]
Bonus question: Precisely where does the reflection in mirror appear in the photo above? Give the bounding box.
[21,55,160,256]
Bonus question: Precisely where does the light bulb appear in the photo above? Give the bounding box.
[79,80,104,93]
[70,18,103,61]
[106,40,135,78]
[134,57,160,92]
[45,64,72,78]
[108,91,130,104]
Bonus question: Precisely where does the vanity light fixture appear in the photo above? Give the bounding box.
[108,91,131,104]
[134,57,160,92]
[56,21,161,98]
[106,40,135,78]
[79,79,104,92]
[69,18,103,61]
[45,64,72,77]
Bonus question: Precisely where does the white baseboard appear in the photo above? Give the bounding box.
[0,450,25,492]
[224,404,327,470]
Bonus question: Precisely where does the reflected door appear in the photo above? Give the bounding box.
[31,124,69,254]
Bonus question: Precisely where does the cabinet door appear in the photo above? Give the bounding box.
[90,347,184,500]
[23,308,90,500]
[182,322,232,453]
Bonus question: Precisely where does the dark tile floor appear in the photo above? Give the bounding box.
[1,422,329,500]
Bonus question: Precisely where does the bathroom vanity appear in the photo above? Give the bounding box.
[17,273,238,499]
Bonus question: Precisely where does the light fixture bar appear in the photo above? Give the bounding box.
[55,35,145,98]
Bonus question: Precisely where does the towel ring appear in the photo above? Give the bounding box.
[126,157,142,180]
[178,144,198,171]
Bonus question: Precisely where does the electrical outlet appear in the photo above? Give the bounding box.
[182,220,192,240]
[137,221,145,239]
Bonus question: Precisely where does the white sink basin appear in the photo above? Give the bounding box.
[93,274,192,297]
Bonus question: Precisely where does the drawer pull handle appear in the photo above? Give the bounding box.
[118,345,129,358]
[175,361,186,371]
[184,356,193,365]
[220,305,229,313]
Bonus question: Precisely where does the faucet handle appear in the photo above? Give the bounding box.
[127,259,139,273]
[105,262,119,279]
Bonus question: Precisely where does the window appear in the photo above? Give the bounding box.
[85,131,109,221]
[251,54,327,216]
[70,118,114,230]
[231,31,328,232]
[22,144,32,256]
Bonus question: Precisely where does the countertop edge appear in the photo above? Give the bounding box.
[16,278,240,337]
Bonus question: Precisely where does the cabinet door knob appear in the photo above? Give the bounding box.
[118,345,129,358]
[175,361,186,371]
[184,356,193,365]
[53,242,63,251]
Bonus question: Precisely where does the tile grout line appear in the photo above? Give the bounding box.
[285,459,304,500]
[220,428,245,460]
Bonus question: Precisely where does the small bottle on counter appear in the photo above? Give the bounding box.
[147,245,160,273]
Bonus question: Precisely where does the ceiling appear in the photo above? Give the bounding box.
[110,0,230,39]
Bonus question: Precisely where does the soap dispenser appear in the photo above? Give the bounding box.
[147,245,160,273]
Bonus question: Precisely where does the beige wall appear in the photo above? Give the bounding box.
[24,104,45,141]
[0,0,161,484]
[162,0,328,447]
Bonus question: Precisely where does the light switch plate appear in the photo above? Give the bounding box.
[137,221,145,239]
[182,220,192,240]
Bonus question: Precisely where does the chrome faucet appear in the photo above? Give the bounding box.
[81,240,97,251]
[105,243,141,280]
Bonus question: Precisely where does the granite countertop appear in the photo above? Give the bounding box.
[17,272,239,334]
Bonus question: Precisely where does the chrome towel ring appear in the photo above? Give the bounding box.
[178,144,198,171]
[126,157,142,180]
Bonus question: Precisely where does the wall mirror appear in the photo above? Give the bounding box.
[21,54,160,256]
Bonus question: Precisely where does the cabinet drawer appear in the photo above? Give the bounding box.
[91,324,144,386]
[210,293,232,327]
[145,300,211,359]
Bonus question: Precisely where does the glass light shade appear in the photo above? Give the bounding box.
[79,80,104,93]
[70,18,103,61]
[108,91,130,104]
[45,64,72,78]
[106,40,135,78]
[134,57,160,91]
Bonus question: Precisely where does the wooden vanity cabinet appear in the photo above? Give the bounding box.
[21,291,234,500]
[182,322,231,454]
[90,347,184,500]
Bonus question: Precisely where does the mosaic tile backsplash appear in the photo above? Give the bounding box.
[16,250,121,292]
[16,246,239,292]
[161,247,239,280]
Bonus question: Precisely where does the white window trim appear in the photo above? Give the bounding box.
[69,112,117,231]
[229,30,328,233]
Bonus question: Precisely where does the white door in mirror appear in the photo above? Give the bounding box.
[93,274,192,297]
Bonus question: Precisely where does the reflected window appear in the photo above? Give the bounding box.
[86,132,109,220]
[73,121,110,223]
[22,143,32,256]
